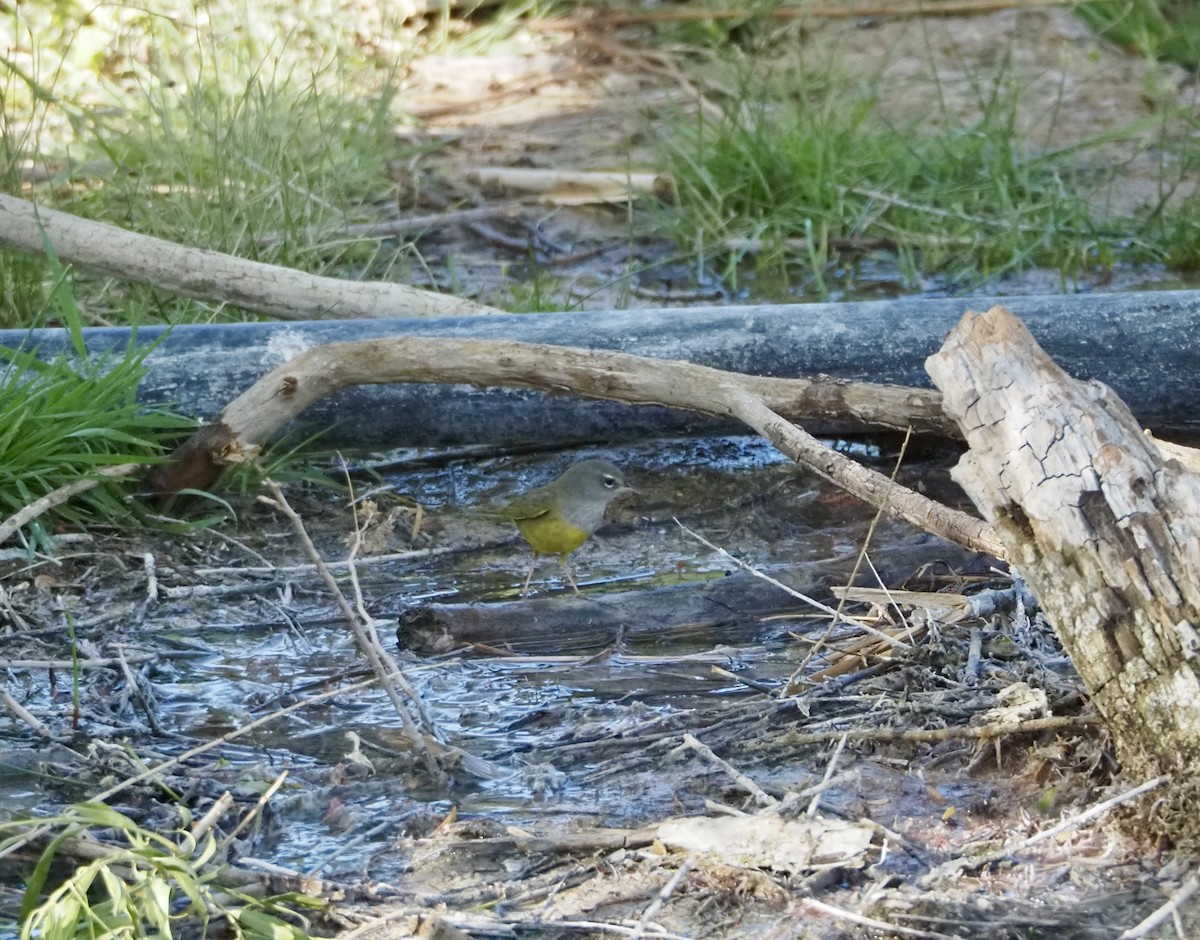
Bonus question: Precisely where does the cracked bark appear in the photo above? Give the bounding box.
[926,305,1200,841]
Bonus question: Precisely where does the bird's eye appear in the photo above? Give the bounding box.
[603,475,616,488]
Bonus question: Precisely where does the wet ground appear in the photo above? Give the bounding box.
[3,4,1199,936]
[0,437,1179,937]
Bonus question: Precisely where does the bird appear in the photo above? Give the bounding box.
[500,458,636,595]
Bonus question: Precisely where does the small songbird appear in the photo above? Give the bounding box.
[501,458,636,595]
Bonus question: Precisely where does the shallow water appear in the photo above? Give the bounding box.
[163,438,971,879]
[0,426,1168,938]
[0,436,965,885]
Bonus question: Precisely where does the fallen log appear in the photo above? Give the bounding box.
[926,304,1200,847]
[2,290,1199,447]
[396,534,966,654]
[0,193,498,320]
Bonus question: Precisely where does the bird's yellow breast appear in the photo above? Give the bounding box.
[514,512,590,559]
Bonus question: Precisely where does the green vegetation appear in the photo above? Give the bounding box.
[0,262,191,549]
[3,0,431,326]
[1078,0,1200,71]
[652,16,1200,295]
[499,266,580,312]
[7,0,1200,311]
[0,273,338,544]
[82,80,399,268]
[658,62,1127,294]
[5,801,321,939]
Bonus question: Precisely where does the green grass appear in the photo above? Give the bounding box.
[5,801,322,939]
[1077,0,1200,71]
[655,48,1195,295]
[498,266,582,312]
[0,252,194,547]
[75,76,401,273]
[2,0,437,327]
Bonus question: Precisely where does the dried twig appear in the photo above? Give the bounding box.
[186,546,457,579]
[0,654,155,670]
[800,897,962,940]
[630,857,695,940]
[189,791,235,841]
[308,818,394,878]
[0,687,55,739]
[0,463,141,546]
[257,204,517,250]
[785,714,1097,748]
[525,921,694,940]
[921,775,1167,885]
[259,480,443,783]
[1118,865,1200,940]
[676,520,903,647]
[806,732,848,817]
[341,468,441,738]
[680,732,777,807]
[218,771,288,854]
[114,646,164,735]
[536,0,1071,30]
[790,429,916,691]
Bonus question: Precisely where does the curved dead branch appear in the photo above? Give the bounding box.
[149,336,1003,558]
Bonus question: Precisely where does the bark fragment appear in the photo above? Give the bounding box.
[926,305,1200,843]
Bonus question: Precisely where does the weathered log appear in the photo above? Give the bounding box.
[397,535,966,654]
[0,194,498,320]
[926,304,1200,846]
[398,575,786,655]
[2,290,1199,448]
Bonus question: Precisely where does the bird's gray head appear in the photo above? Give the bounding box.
[555,458,636,528]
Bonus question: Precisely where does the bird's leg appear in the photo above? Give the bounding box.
[521,555,538,596]
[560,557,580,594]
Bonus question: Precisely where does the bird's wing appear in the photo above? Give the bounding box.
[502,488,554,521]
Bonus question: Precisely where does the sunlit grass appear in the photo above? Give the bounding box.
[1077,0,1200,71]
[656,48,1194,295]
[2,0,435,326]
[6,801,323,940]
[0,251,193,548]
